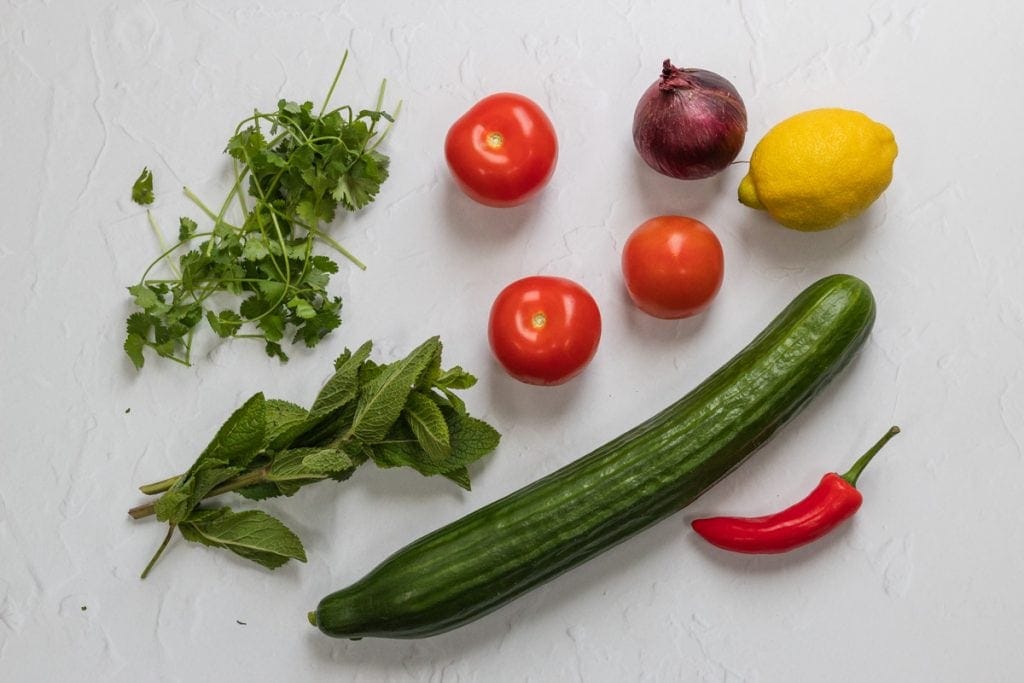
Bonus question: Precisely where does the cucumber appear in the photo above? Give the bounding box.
[310,274,876,639]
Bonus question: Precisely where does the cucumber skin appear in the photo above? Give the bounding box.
[313,274,876,639]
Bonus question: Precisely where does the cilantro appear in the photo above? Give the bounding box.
[131,167,154,205]
[129,337,500,577]
[124,55,397,369]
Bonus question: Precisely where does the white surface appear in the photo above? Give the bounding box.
[3,1,1023,680]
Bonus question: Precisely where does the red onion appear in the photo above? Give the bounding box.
[632,60,747,180]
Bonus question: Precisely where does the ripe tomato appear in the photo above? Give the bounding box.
[444,93,558,207]
[621,215,725,319]
[488,276,601,386]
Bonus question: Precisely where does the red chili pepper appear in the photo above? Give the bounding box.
[691,426,900,554]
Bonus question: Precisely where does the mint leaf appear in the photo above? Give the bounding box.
[154,459,242,524]
[264,399,309,451]
[197,393,267,468]
[272,447,352,477]
[300,448,353,474]
[154,490,190,523]
[309,341,371,419]
[349,337,440,443]
[442,467,472,491]
[179,507,306,569]
[447,411,502,469]
[437,366,478,390]
[132,167,154,205]
[367,410,499,488]
[154,393,268,524]
[367,436,422,472]
[235,483,284,501]
[403,391,451,464]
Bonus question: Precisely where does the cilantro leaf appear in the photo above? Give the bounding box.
[206,310,243,338]
[178,216,198,241]
[131,167,154,205]
[124,333,146,370]
[124,59,396,369]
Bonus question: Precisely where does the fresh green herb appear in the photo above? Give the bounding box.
[124,53,398,369]
[129,336,500,577]
[132,167,154,205]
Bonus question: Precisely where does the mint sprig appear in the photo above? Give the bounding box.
[130,337,500,577]
[124,54,398,369]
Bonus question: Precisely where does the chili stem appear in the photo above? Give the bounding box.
[841,426,900,488]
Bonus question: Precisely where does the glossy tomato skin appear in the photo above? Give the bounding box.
[621,215,725,319]
[445,93,558,207]
[488,276,601,386]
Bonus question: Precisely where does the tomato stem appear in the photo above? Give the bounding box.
[841,426,900,488]
[485,131,504,149]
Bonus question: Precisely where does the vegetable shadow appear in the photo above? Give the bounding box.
[616,280,714,349]
[629,153,737,219]
[302,516,702,666]
[439,179,544,246]
[482,359,589,424]
[735,198,885,269]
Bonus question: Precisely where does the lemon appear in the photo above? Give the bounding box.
[737,108,897,231]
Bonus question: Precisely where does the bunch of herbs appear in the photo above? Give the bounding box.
[125,54,397,368]
[130,336,500,577]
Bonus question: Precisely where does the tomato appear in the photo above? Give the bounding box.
[621,215,725,319]
[488,276,601,386]
[444,93,558,207]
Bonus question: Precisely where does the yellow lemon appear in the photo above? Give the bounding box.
[737,108,897,231]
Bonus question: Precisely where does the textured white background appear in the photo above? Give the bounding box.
[3,1,1024,681]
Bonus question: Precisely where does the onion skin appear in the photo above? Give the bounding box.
[633,60,747,180]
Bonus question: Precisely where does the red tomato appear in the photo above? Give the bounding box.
[621,215,725,319]
[488,276,601,386]
[444,93,558,207]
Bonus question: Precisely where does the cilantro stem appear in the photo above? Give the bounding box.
[319,50,349,118]
[183,186,242,234]
[135,232,213,290]
[140,524,176,579]
[232,158,250,216]
[369,98,402,151]
[146,211,181,279]
[315,232,367,270]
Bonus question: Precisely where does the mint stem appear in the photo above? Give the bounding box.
[139,475,180,495]
[140,524,176,579]
[128,467,270,520]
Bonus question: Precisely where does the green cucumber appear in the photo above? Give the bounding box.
[310,274,876,639]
